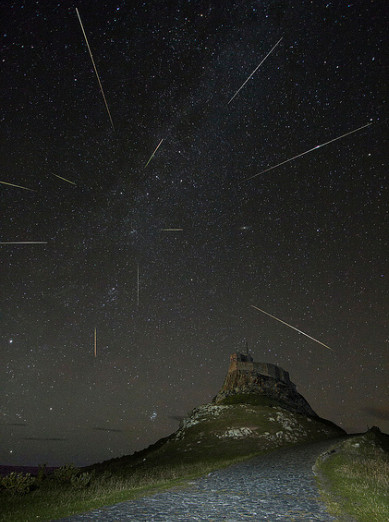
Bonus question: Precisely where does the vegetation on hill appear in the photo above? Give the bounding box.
[314,427,389,521]
[0,396,346,521]
[108,399,344,469]
[0,458,242,522]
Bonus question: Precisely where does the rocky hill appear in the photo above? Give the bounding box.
[88,353,345,473]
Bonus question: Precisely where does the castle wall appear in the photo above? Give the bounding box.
[228,354,292,386]
[231,360,254,372]
[253,362,291,385]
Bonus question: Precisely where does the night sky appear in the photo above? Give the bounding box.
[1,0,387,467]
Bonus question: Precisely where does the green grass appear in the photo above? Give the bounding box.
[315,430,389,521]
[0,456,259,522]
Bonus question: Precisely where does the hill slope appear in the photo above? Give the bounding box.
[88,355,345,474]
[88,396,345,474]
[314,426,389,521]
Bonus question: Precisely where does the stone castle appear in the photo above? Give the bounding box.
[213,351,317,417]
[228,352,293,387]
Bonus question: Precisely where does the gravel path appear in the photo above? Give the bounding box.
[57,439,342,521]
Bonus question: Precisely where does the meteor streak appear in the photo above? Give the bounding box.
[160,228,183,232]
[144,139,164,168]
[0,180,35,191]
[228,37,283,105]
[246,122,373,180]
[251,305,333,351]
[0,241,47,245]
[76,8,115,130]
[136,263,140,306]
[94,328,97,357]
[53,174,76,185]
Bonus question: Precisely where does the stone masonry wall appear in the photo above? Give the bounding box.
[228,353,293,387]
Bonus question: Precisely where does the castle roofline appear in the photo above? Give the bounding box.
[228,352,293,387]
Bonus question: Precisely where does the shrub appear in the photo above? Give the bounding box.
[70,472,93,490]
[36,463,47,484]
[53,464,80,484]
[1,472,36,495]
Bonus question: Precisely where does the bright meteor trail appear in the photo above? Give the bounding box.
[53,174,76,185]
[228,37,283,105]
[0,180,35,191]
[76,8,115,131]
[251,305,333,351]
[246,122,373,180]
[144,139,164,168]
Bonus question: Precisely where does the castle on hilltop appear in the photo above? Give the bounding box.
[213,351,317,417]
[228,352,295,389]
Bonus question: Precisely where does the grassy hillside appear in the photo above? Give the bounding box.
[88,397,344,473]
[314,427,389,521]
[0,397,345,521]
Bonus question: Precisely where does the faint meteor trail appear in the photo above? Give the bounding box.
[246,122,373,181]
[228,37,283,105]
[160,228,183,232]
[94,328,97,357]
[144,139,164,168]
[75,8,115,131]
[251,305,333,351]
[0,180,35,191]
[53,174,76,185]
[136,263,140,306]
[0,241,47,245]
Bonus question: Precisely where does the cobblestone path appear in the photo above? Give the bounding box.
[57,439,342,521]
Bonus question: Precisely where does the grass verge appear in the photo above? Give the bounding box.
[0,455,259,522]
[314,429,389,521]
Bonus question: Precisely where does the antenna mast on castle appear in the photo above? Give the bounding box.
[244,339,249,355]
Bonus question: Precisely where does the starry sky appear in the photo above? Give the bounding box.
[1,0,387,467]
